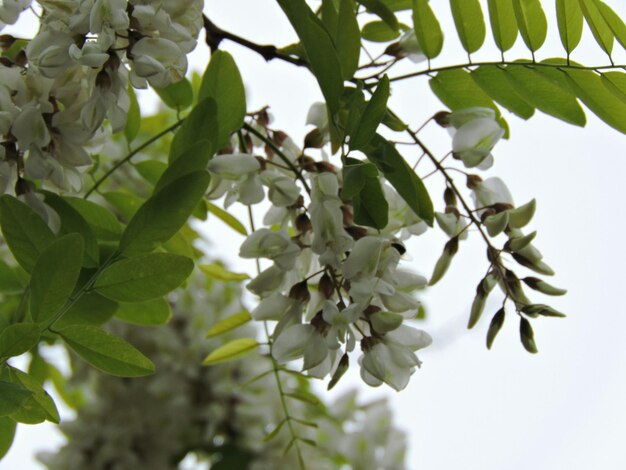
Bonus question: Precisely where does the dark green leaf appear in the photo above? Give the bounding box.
[169,99,219,163]
[578,0,614,55]
[350,76,390,149]
[94,253,193,303]
[156,140,214,191]
[564,69,626,134]
[519,317,538,353]
[102,190,143,220]
[412,0,444,58]
[450,0,486,53]
[0,195,55,273]
[363,135,434,225]
[556,0,584,54]
[198,51,246,148]
[115,298,171,326]
[471,66,535,119]
[64,197,122,242]
[512,0,548,52]
[58,325,155,377]
[362,21,402,42]
[487,0,519,52]
[124,85,141,143]
[154,77,194,110]
[277,0,344,114]
[134,160,167,186]
[336,0,361,79]
[8,367,59,424]
[0,381,31,416]
[119,171,211,255]
[383,0,412,10]
[54,293,118,328]
[43,192,99,267]
[0,323,40,358]
[342,159,389,229]
[358,0,399,30]
[504,65,586,126]
[0,261,25,294]
[0,416,16,459]
[202,338,259,365]
[486,307,505,349]
[30,234,84,326]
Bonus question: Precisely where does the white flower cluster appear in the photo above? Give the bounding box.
[0,0,203,204]
[208,110,433,392]
[40,271,408,470]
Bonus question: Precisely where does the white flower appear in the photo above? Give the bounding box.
[0,0,31,28]
[27,31,73,78]
[397,29,426,63]
[239,228,301,271]
[471,177,514,208]
[129,38,187,88]
[68,42,110,68]
[259,170,300,207]
[452,117,504,169]
[12,104,50,150]
[208,154,260,179]
[246,265,286,298]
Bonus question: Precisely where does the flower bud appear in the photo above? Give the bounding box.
[522,277,567,296]
[318,272,335,299]
[289,280,311,304]
[486,307,505,350]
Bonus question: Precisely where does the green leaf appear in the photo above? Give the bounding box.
[94,253,194,303]
[8,367,59,424]
[0,261,26,294]
[362,21,402,42]
[119,171,211,255]
[206,202,248,236]
[43,192,99,267]
[358,0,399,30]
[383,0,413,10]
[487,0,518,52]
[519,317,538,353]
[342,159,389,229]
[336,0,361,79]
[29,234,84,326]
[556,0,584,54]
[155,140,215,191]
[0,323,40,358]
[115,298,172,326]
[169,99,219,162]
[202,338,259,365]
[412,0,444,58]
[264,418,287,442]
[597,1,626,50]
[0,416,16,460]
[363,135,434,225]
[350,76,390,149]
[124,85,141,143]
[199,263,250,282]
[449,0,486,53]
[504,65,586,126]
[154,77,194,110]
[0,380,31,416]
[58,325,155,377]
[578,0,614,55]
[102,190,143,220]
[486,307,505,349]
[564,69,626,134]
[54,293,118,328]
[64,197,122,241]
[206,311,252,338]
[134,160,167,186]
[430,68,499,113]
[0,195,55,273]
[198,51,246,148]
[277,0,344,114]
[320,0,339,33]
[471,66,535,119]
[512,0,548,52]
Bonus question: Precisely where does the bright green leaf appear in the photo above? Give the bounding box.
[94,253,194,303]
[342,159,389,229]
[487,0,518,52]
[471,66,535,119]
[202,338,259,365]
[206,311,252,337]
[578,0,614,55]
[58,325,155,377]
[124,85,141,143]
[134,160,167,186]
[199,263,250,282]
[449,0,486,53]
[169,99,219,162]
[8,367,59,424]
[154,78,194,110]
[102,190,143,220]
[64,197,123,242]
[206,202,248,236]
[30,234,84,326]
[412,0,444,58]
[597,1,626,50]
[155,140,214,191]
[556,0,584,54]
[362,21,402,42]
[358,0,399,30]
[350,75,390,150]
[512,0,548,52]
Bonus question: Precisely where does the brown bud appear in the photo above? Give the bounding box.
[318,273,335,299]
[288,195,305,210]
[346,225,367,241]
[311,311,330,335]
[383,42,403,59]
[341,205,353,227]
[315,161,337,173]
[272,130,288,147]
[493,202,514,212]
[95,70,112,90]
[13,50,27,67]
[289,280,311,304]
[254,156,267,171]
[15,178,33,196]
[433,111,451,127]
[0,57,13,67]
[217,143,234,155]
[298,155,317,173]
[466,174,483,190]
[363,305,382,316]
[304,128,325,149]
[443,187,457,207]
[391,241,406,255]
[295,213,312,233]
[257,109,270,127]
[0,34,16,50]
[1,142,18,163]
[264,143,274,158]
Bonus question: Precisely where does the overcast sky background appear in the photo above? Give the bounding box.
[3,1,626,469]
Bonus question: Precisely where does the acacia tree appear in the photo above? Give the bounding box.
[0,0,625,467]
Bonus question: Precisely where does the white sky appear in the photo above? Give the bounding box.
[3,1,626,469]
